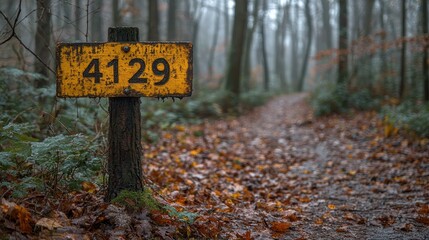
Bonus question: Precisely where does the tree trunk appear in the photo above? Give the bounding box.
[290,3,299,89]
[91,0,102,41]
[297,0,313,91]
[225,0,248,99]
[422,0,429,101]
[242,0,260,91]
[363,0,375,36]
[338,0,348,85]
[112,0,121,26]
[106,27,143,202]
[148,0,159,41]
[167,0,177,40]
[207,5,221,83]
[75,0,81,40]
[274,2,289,91]
[34,0,52,85]
[224,0,230,57]
[260,0,270,91]
[399,0,407,99]
[321,0,332,50]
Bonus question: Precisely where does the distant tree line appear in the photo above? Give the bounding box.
[0,0,428,102]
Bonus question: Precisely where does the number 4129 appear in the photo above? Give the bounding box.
[83,58,170,85]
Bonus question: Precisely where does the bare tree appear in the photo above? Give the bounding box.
[422,0,428,101]
[242,0,260,91]
[167,0,177,40]
[91,0,102,41]
[207,2,221,83]
[225,0,248,99]
[75,0,81,40]
[274,2,289,91]
[260,0,270,91]
[148,0,159,41]
[297,0,312,91]
[35,0,52,86]
[338,0,348,84]
[399,0,407,99]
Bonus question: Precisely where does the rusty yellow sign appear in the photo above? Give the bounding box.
[56,42,192,97]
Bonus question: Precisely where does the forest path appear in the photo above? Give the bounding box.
[145,93,429,239]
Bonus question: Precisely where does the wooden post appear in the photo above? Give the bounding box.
[106,27,143,201]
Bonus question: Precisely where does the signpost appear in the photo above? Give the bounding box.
[56,27,193,201]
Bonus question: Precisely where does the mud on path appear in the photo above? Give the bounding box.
[146,93,429,239]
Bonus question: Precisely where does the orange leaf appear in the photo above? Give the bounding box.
[417,205,429,215]
[416,216,429,225]
[13,205,33,234]
[81,181,97,193]
[328,204,336,210]
[270,221,291,233]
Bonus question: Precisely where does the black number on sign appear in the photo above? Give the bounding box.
[107,58,119,83]
[83,59,102,83]
[128,58,147,83]
[153,58,170,86]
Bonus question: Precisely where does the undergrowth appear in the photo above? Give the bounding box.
[311,82,379,116]
[0,67,275,200]
[112,189,198,224]
[381,101,429,138]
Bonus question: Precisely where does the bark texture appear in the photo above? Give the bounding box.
[106,27,143,202]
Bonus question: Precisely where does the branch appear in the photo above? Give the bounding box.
[0,0,54,75]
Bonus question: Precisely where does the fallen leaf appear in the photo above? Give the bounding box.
[315,218,323,225]
[35,218,62,230]
[416,216,429,225]
[336,225,348,233]
[399,223,414,232]
[12,205,33,234]
[328,204,336,210]
[81,181,97,193]
[377,215,395,227]
[417,205,429,215]
[270,221,290,233]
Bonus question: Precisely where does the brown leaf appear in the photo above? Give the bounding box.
[417,205,429,215]
[35,218,62,230]
[270,221,291,233]
[12,205,33,234]
[150,211,172,225]
[336,225,348,233]
[377,215,395,227]
[81,181,97,193]
[416,216,429,225]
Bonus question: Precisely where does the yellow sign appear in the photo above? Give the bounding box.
[56,42,192,97]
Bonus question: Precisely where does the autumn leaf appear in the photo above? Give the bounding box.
[315,218,323,225]
[35,218,62,230]
[328,204,336,210]
[81,181,97,193]
[416,216,429,226]
[377,215,395,227]
[270,221,291,233]
[12,205,33,234]
[417,205,429,215]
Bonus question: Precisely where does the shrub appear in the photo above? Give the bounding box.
[28,134,101,191]
[349,89,379,111]
[240,90,273,111]
[382,101,429,138]
[311,82,348,116]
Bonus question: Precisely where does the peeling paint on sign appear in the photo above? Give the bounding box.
[56,42,193,98]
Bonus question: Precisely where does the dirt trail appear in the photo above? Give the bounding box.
[235,93,429,239]
[144,93,429,239]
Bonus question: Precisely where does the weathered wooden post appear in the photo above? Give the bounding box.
[56,27,192,202]
[106,27,143,201]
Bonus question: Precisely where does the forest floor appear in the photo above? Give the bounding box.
[1,93,429,239]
